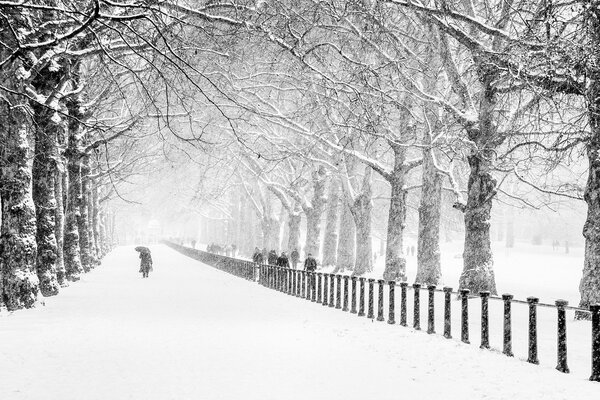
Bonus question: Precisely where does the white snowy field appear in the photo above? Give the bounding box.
[0,244,598,400]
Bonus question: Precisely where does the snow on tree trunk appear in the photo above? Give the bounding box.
[86,163,98,266]
[350,167,373,276]
[322,177,341,267]
[54,167,67,286]
[31,104,61,297]
[383,144,408,281]
[336,200,355,271]
[0,102,40,310]
[63,98,84,281]
[415,149,443,286]
[457,153,498,295]
[91,180,101,260]
[78,155,93,271]
[578,23,600,317]
[304,166,328,259]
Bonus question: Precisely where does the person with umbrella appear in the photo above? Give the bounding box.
[135,246,153,278]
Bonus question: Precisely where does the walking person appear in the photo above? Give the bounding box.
[290,248,300,269]
[135,246,153,278]
[304,253,318,299]
[276,252,290,268]
[252,247,264,264]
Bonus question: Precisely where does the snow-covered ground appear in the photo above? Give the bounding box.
[0,244,597,400]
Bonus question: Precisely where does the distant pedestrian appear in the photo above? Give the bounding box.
[304,253,317,272]
[290,248,300,269]
[565,241,570,254]
[304,253,318,298]
[410,246,415,256]
[191,240,197,249]
[268,249,278,265]
[252,247,264,264]
[277,252,290,268]
[232,244,237,257]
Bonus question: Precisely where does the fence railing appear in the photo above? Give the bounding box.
[165,241,600,382]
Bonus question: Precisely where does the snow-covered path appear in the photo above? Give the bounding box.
[0,245,598,400]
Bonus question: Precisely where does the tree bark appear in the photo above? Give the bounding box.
[578,13,600,317]
[31,103,61,296]
[54,167,67,286]
[383,144,408,281]
[63,97,84,281]
[415,148,443,286]
[457,153,498,295]
[304,166,328,259]
[336,200,355,272]
[287,203,301,253]
[349,166,373,276]
[78,154,93,271]
[322,177,341,266]
[0,101,40,310]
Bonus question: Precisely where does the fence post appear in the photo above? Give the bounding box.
[502,294,513,356]
[527,296,539,364]
[388,281,396,324]
[413,283,421,330]
[336,275,342,309]
[400,282,408,327]
[590,304,600,381]
[323,274,329,306]
[343,276,349,311]
[351,276,358,314]
[555,299,569,373]
[377,280,385,322]
[367,279,375,318]
[309,272,315,302]
[317,273,322,303]
[292,269,297,296]
[358,278,366,317]
[460,289,470,344]
[480,291,490,349]
[301,270,307,299]
[443,287,452,339]
[427,285,436,334]
[329,274,335,308]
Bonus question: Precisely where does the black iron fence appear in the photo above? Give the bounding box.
[165,241,600,382]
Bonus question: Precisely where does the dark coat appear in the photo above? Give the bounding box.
[139,251,153,273]
[276,255,290,268]
[304,256,317,272]
[252,251,264,264]
[267,250,278,265]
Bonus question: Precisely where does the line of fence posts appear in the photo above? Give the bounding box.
[164,242,600,382]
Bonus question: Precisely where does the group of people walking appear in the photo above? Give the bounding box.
[252,247,317,272]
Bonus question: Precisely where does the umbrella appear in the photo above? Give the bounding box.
[135,246,150,254]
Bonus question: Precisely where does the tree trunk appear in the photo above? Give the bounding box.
[350,167,373,276]
[336,201,355,272]
[31,104,61,296]
[457,153,498,295]
[54,167,67,286]
[415,149,443,286]
[63,98,84,281]
[78,155,92,271]
[578,19,600,316]
[322,178,341,266]
[287,204,301,253]
[0,103,40,310]
[91,179,101,260]
[383,144,408,281]
[304,166,328,259]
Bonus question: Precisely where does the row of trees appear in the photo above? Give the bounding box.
[2,1,600,315]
